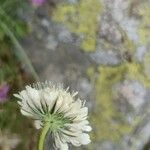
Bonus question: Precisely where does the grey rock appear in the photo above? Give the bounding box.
[118,80,146,109]
[135,46,147,61]
[90,50,120,65]
[57,26,73,43]
[20,0,150,149]
[46,35,58,51]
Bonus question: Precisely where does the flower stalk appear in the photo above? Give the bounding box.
[38,123,51,150]
[14,82,92,150]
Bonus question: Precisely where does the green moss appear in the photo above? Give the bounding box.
[87,62,150,142]
[137,2,150,45]
[52,0,102,52]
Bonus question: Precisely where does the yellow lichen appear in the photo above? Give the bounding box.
[137,2,150,45]
[100,25,136,53]
[87,62,150,142]
[122,36,135,53]
[90,65,133,141]
[118,26,136,53]
[86,66,96,81]
[52,0,102,52]
[143,52,150,80]
[127,62,150,88]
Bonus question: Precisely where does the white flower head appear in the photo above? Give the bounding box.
[14,81,92,149]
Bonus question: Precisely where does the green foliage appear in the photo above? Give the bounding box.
[0,43,37,149]
[0,43,20,83]
[52,0,103,52]
[0,1,38,149]
[0,100,37,149]
[0,0,27,41]
[0,0,39,80]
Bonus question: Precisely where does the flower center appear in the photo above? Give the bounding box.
[44,113,70,131]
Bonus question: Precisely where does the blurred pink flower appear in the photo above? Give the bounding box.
[0,84,9,103]
[29,0,46,6]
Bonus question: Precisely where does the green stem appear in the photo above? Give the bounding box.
[38,123,51,150]
[0,7,39,80]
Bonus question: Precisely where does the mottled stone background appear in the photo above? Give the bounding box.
[22,0,150,149]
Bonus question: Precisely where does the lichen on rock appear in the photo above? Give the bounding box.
[87,65,134,141]
[87,61,150,142]
[143,52,150,80]
[52,0,103,52]
[127,62,150,88]
[137,2,150,45]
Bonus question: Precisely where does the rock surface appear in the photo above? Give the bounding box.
[22,0,150,149]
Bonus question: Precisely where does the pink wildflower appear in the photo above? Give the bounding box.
[0,84,9,103]
[29,0,46,6]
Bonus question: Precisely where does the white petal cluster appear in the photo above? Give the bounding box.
[14,82,92,150]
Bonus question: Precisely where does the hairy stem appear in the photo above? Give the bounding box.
[38,123,51,150]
